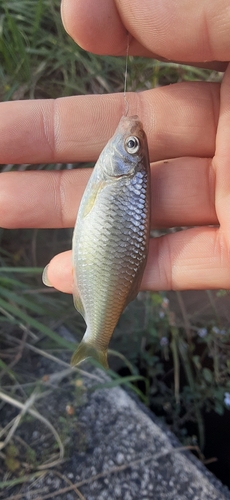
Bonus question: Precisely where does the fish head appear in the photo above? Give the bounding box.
[100,115,149,179]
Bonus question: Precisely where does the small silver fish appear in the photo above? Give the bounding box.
[71,115,150,369]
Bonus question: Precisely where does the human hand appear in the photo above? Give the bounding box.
[1,0,230,293]
[61,0,230,69]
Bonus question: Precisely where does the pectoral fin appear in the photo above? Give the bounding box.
[82,180,106,217]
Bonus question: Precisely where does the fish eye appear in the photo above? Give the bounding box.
[125,136,140,154]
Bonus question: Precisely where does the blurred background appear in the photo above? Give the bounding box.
[1,0,230,491]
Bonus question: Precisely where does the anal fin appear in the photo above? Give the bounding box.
[73,293,85,319]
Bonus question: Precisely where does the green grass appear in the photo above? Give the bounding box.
[0,0,229,483]
[1,0,127,100]
[1,0,221,103]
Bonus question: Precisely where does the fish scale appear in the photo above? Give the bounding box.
[71,115,150,369]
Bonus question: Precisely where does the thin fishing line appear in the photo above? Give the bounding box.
[124,32,130,116]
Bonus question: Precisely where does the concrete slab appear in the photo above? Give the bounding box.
[12,364,230,500]
[58,372,230,500]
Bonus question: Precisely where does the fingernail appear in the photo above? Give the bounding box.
[42,264,53,287]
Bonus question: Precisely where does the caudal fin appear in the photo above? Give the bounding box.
[71,340,109,370]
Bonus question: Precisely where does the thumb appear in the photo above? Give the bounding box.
[61,0,230,64]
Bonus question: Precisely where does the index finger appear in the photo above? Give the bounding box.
[0,82,219,165]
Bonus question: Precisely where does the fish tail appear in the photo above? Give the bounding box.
[71,340,109,370]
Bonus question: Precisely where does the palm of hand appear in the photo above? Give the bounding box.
[1,0,230,292]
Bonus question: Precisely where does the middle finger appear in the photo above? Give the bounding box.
[0,156,217,229]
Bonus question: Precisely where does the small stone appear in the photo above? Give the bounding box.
[32,430,39,439]
[116,452,124,465]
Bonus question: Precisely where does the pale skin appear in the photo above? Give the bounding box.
[1,0,230,293]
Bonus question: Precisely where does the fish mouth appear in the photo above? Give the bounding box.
[118,115,143,136]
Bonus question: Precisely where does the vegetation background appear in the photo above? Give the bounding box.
[1,0,230,491]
